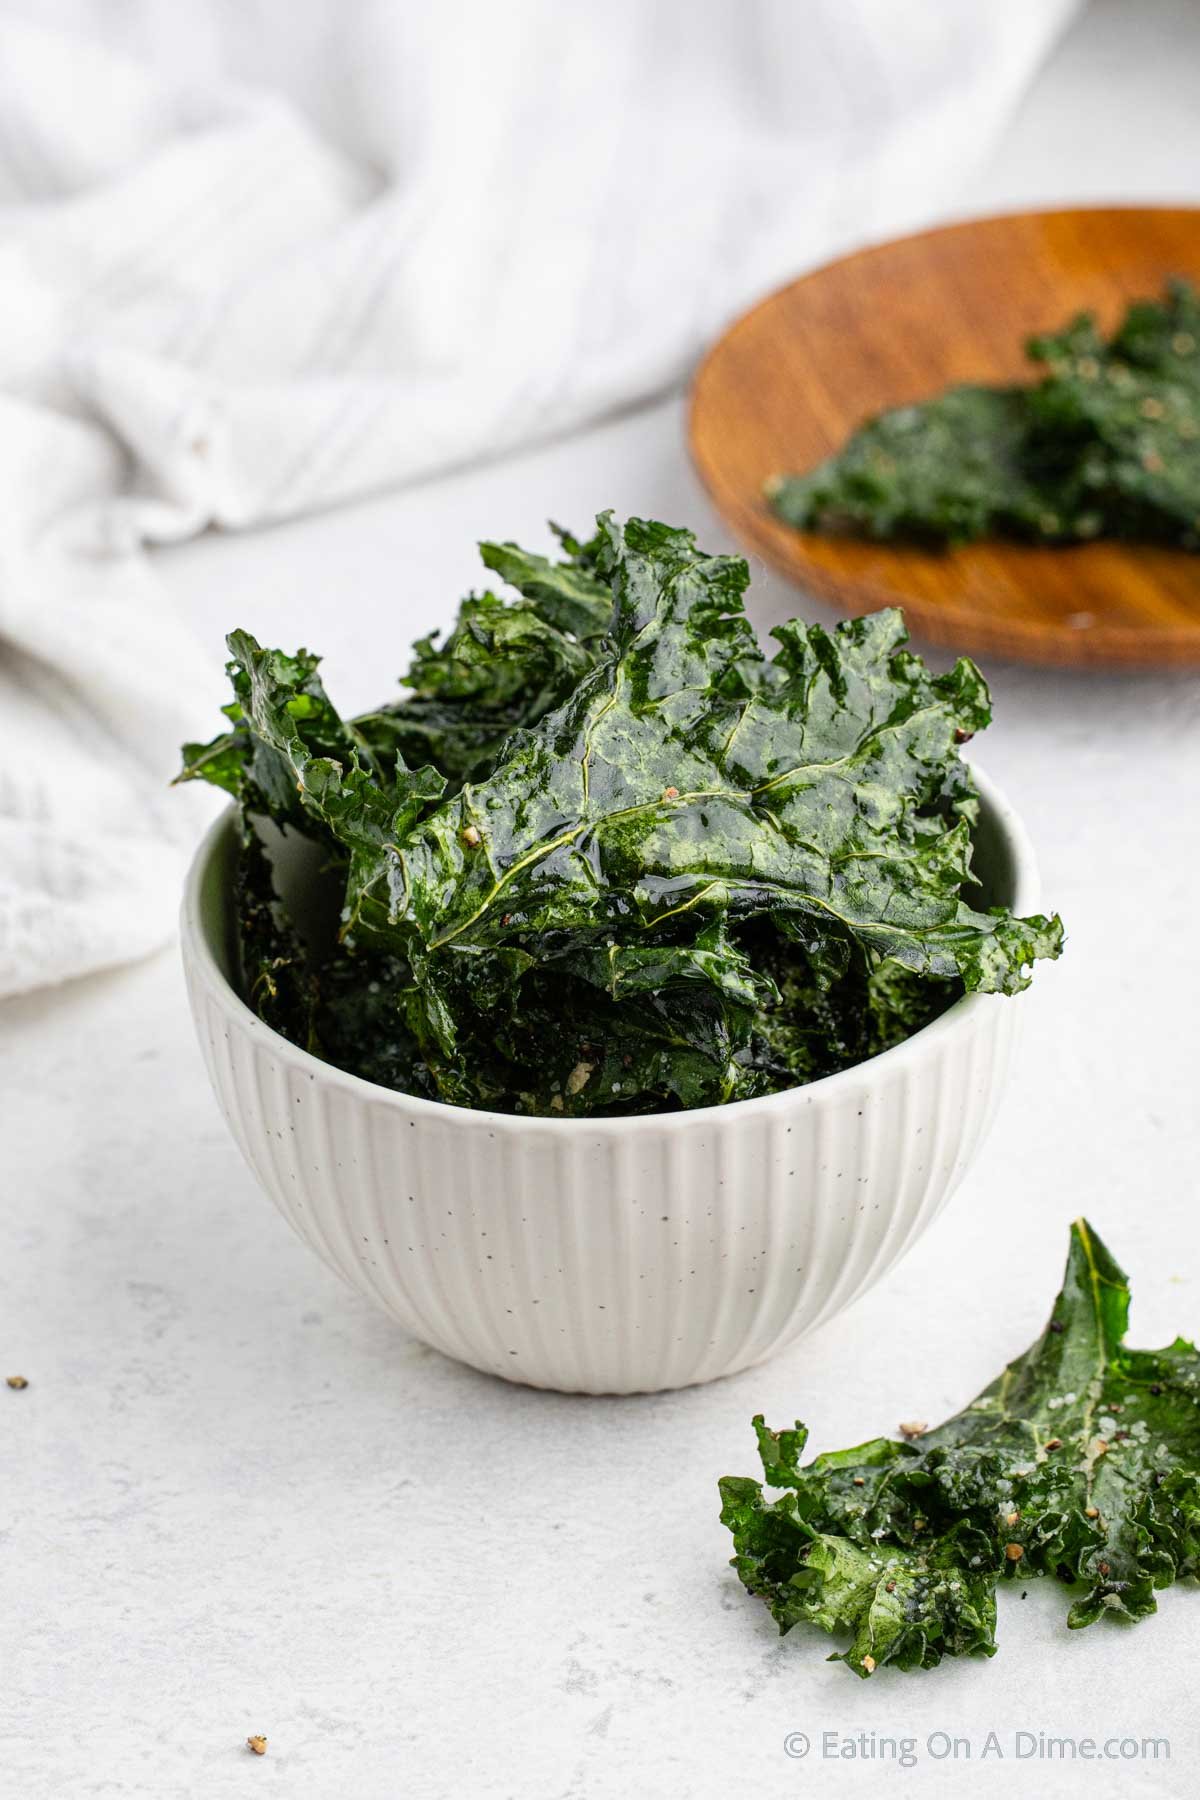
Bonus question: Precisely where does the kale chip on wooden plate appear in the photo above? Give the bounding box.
[770,280,1200,548]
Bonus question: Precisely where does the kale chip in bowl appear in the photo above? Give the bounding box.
[179,513,1060,1391]
[180,513,1060,1118]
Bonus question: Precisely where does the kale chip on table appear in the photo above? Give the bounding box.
[720,1220,1200,1677]
[178,513,1061,1115]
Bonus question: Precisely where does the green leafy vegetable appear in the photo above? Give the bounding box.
[719,1220,1200,1677]
[770,279,1200,548]
[178,513,1061,1114]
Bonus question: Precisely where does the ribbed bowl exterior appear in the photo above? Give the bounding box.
[182,774,1036,1395]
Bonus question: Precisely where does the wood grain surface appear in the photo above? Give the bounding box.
[689,208,1200,667]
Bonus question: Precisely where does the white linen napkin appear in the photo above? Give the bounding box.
[0,0,1078,997]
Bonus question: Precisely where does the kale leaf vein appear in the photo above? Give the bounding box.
[178,512,1062,1114]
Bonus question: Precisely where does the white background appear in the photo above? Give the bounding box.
[4,1,1200,1795]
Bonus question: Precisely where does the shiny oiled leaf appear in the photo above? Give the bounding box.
[720,1221,1200,1677]
[348,516,1058,1008]
[178,513,1061,1114]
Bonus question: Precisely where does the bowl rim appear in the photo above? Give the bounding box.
[181,764,1042,1134]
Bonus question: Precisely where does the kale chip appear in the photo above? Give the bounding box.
[720,1221,1200,1677]
[770,279,1200,548]
[179,513,1061,1114]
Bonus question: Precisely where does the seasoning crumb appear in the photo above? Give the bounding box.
[1098,1561,1110,1577]
[1043,1438,1062,1451]
[852,1476,865,1487]
[1085,1505,1099,1519]
[861,1655,876,1673]
[565,1060,595,1097]
[246,1736,267,1756]
[1005,1511,1020,1527]
[885,1580,896,1593]
[662,786,679,800]
[898,1420,927,1440]
[460,824,482,847]
[6,1375,28,1390]
[1005,1543,1024,1562]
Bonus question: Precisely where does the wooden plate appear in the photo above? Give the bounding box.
[689,208,1200,668]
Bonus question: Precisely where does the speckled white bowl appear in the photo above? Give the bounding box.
[181,769,1040,1394]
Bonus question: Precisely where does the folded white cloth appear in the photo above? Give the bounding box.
[0,0,1078,998]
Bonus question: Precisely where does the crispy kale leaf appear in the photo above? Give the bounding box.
[719,1221,1200,1677]
[343,518,1059,1095]
[355,535,612,787]
[771,386,1041,547]
[770,279,1200,548]
[230,821,319,1048]
[178,528,610,802]
[178,514,1061,1114]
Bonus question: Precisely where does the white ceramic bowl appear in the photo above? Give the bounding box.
[181,769,1040,1394]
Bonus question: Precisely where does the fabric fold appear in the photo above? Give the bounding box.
[0,0,1079,997]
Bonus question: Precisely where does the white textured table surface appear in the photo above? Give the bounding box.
[5,5,1200,1796]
